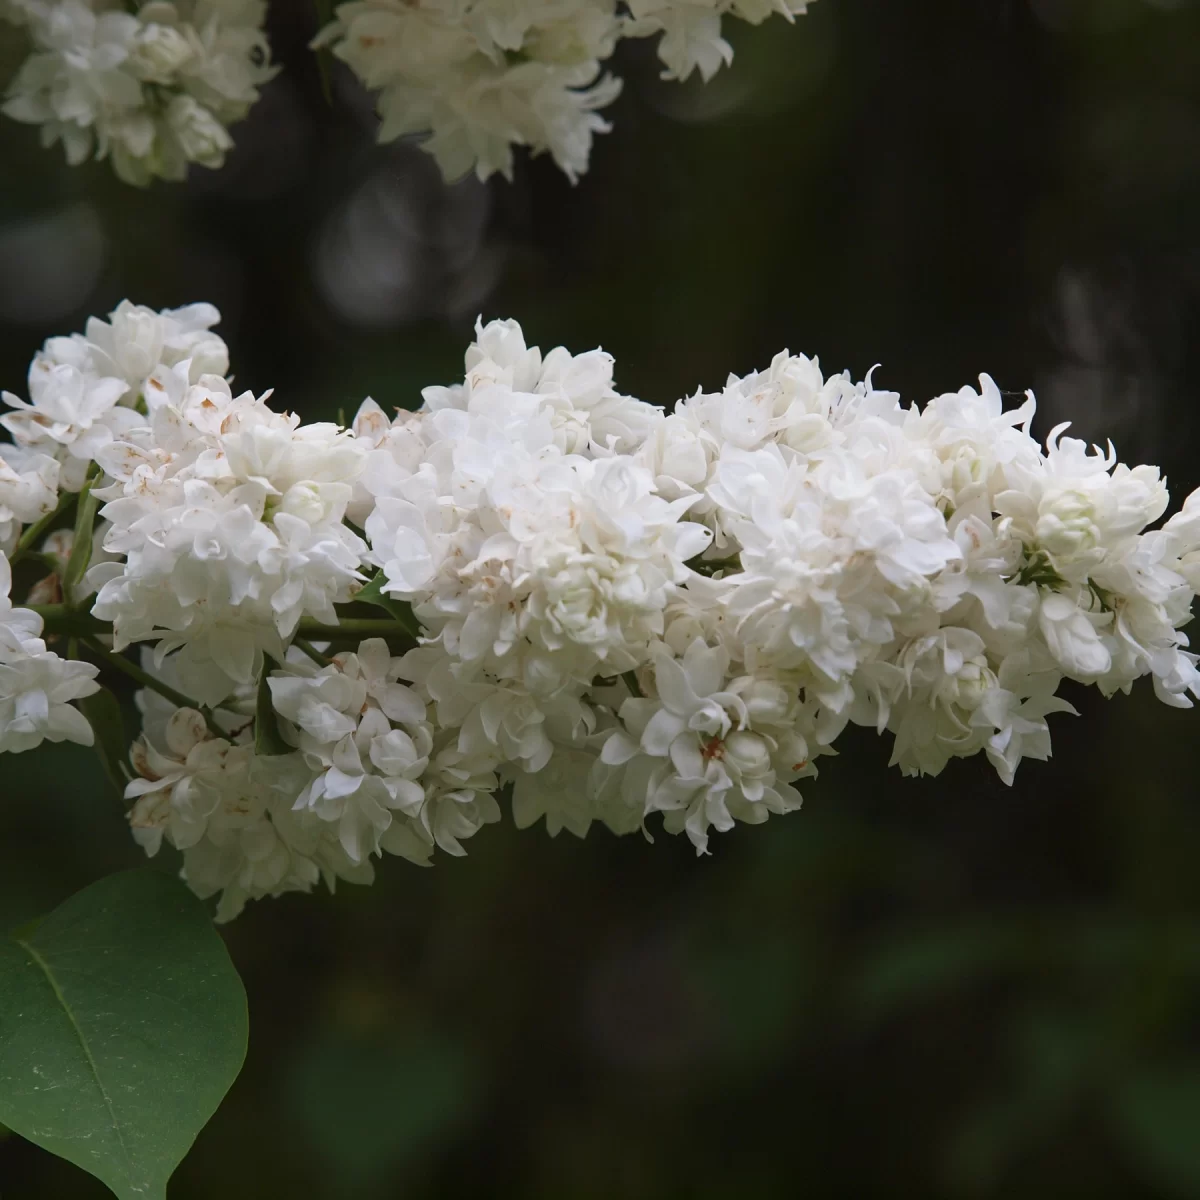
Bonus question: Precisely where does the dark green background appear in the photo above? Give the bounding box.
[3,0,1200,1195]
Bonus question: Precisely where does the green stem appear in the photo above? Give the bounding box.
[297,617,417,644]
[28,605,107,637]
[63,466,100,601]
[292,636,332,666]
[78,637,223,738]
[622,670,644,699]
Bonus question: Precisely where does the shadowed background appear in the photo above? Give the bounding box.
[2,0,1200,1195]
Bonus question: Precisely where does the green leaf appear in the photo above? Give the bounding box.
[254,660,291,756]
[353,571,420,636]
[1111,1062,1200,1193]
[0,869,248,1200]
[63,471,100,598]
[79,686,129,798]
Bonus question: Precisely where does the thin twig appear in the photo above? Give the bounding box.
[292,636,332,666]
[297,616,418,645]
[28,605,107,636]
[79,636,224,738]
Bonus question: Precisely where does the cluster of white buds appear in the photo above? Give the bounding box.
[1,300,1197,919]
[313,0,816,182]
[1,0,275,184]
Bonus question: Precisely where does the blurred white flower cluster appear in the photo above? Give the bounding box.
[1,0,275,184]
[314,0,815,182]
[1,301,1198,918]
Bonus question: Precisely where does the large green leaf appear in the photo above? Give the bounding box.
[0,869,248,1200]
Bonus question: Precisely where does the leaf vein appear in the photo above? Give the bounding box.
[13,936,138,1182]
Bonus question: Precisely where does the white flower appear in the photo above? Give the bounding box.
[164,93,233,167]
[0,553,47,659]
[598,639,810,853]
[130,19,196,82]
[1037,591,1111,680]
[625,0,732,82]
[625,0,815,82]
[973,663,1077,787]
[2,300,231,496]
[395,737,501,859]
[89,382,367,703]
[0,551,100,754]
[367,337,712,698]
[269,640,438,865]
[83,300,230,389]
[123,695,357,921]
[511,744,600,838]
[0,651,99,753]
[3,0,274,185]
[997,426,1169,581]
[316,0,623,182]
[126,707,238,855]
[2,362,134,491]
[0,444,60,553]
[710,443,960,701]
[177,756,331,922]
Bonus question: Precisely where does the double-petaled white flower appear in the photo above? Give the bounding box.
[0,553,99,754]
[597,638,812,853]
[269,640,437,865]
[91,385,368,703]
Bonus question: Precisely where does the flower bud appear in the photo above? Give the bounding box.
[166,95,233,169]
[1036,488,1099,559]
[181,335,230,381]
[109,303,166,382]
[130,22,194,83]
[280,481,332,526]
[723,731,771,777]
[738,678,790,724]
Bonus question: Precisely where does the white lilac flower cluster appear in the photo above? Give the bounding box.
[314,0,816,183]
[1,301,1198,919]
[1,0,275,184]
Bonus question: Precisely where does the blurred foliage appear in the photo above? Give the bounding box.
[2,0,1200,1196]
